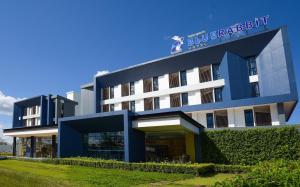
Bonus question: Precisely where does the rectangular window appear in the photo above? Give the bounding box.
[251,82,260,97]
[212,64,221,80]
[110,87,114,99]
[247,57,257,76]
[214,87,223,102]
[143,78,152,93]
[206,113,214,128]
[244,109,254,127]
[121,84,129,97]
[170,93,181,108]
[103,87,109,100]
[199,65,212,83]
[201,88,214,104]
[102,104,109,112]
[214,110,228,128]
[254,106,271,126]
[32,106,37,115]
[169,72,180,88]
[130,101,135,112]
[130,82,135,95]
[153,77,159,91]
[144,98,153,111]
[110,104,114,112]
[180,70,187,86]
[122,101,129,110]
[153,97,160,109]
[181,93,188,106]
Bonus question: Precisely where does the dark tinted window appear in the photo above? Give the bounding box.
[110,104,114,112]
[143,78,152,93]
[144,98,153,111]
[169,72,180,88]
[214,87,223,102]
[244,109,254,127]
[153,97,160,109]
[130,101,135,112]
[206,113,214,128]
[130,82,135,95]
[153,77,159,91]
[181,93,188,106]
[110,87,114,99]
[170,93,181,107]
[251,82,260,97]
[247,57,257,76]
[212,64,220,80]
[180,70,187,86]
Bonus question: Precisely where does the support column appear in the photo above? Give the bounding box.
[30,136,35,158]
[227,108,235,127]
[52,135,57,158]
[12,137,16,156]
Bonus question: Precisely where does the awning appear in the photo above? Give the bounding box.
[3,125,58,137]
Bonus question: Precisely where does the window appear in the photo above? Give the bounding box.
[84,132,124,160]
[110,104,114,112]
[214,110,228,128]
[206,113,214,128]
[212,64,221,80]
[122,101,129,110]
[110,87,114,99]
[154,97,160,109]
[199,65,212,83]
[247,57,257,76]
[214,87,223,102]
[130,82,135,95]
[130,101,135,112]
[244,109,254,127]
[32,106,37,115]
[201,88,214,104]
[144,98,153,111]
[60,101,64,117]
[143,78,152,93]
[170,93,181,108]
[103,87,109,100]
[169,72,180,88]
[121,84,129,97]
[181,93,188,106]
[103,104,109,112]
[153,77,159,91]
[180,70,187,86]
[254,106,271,126]
[251,82,260,97]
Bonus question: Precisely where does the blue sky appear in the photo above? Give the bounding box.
[0,0,299,141]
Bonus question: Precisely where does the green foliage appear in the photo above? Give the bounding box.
[201,126,300,165]
[11,157,215,176]
[214,164,252,173]
[214,160,300,187]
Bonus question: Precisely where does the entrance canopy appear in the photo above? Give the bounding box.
[132,111,203,134]
[3,125,58,137]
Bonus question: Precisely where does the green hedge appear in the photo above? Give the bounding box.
[214,164,252,173]
[214,160,300,187]
[10,157,214,176]
[201,126,300,165]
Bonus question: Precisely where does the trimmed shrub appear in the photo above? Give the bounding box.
[201,126,300,165]
[214,164,252,173]
[214,160,300,187]
[10,157,214,176]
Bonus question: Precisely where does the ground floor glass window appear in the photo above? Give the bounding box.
[84,131,124,160]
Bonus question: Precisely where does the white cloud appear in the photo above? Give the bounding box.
[0,91,22,116]
[95,70,109,77]
[0,123,12,144]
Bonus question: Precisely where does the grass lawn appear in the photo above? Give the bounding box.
[0,160,192,187]
[0,160,242,187]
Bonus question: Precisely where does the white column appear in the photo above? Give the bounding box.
[270,104,280,126]
[135,99,144,112]
[159,95,170,109]
[114,102,122,111]
[135,80,143,95]
[188,90,201,105]
[227,108,235,127]
[115,85,121,99]
[158,74,169,90]
[187,67,199,85]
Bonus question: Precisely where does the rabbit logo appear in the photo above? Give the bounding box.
[171,36,184,54]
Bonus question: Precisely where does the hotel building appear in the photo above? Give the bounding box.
[3,26,298,162]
